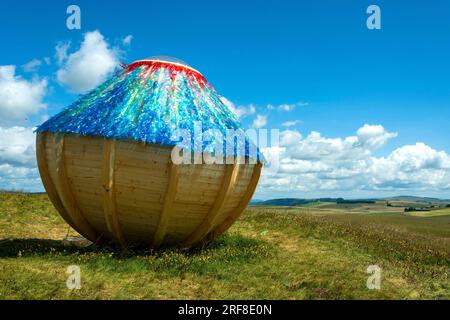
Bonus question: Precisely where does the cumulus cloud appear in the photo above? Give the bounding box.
[280,130,302,146]
[56,30,120,93]
[220,97,256,119]
[0,126,41,191]
[259,124,450,196]
[252,114,267,129]
[0,65,47,124]
[356,124,398,150]
[0,127,36,166]
[0,163,41,192]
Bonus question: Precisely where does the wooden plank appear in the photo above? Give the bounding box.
[51,134,100,242]
[212,163,262,237]
[151,162,179,248]
[115,166,169,180]
[115,177,168,190]
[116,140,172,153]
[204,180,247,226]
[101,139,126,247]
[102,140,114,233]
[115,188,165,204]
[181,163,239,247]
[116,152,172,165]
[116,145,172,160]
[36,133,77,230]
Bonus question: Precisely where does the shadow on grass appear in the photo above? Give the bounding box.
[0,233,270,259]
[0,234,273,277]
[0,238,84,258]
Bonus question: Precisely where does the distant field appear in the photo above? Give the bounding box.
[294,201,406,215]
[408,208,450,217]
[0,193,449,299]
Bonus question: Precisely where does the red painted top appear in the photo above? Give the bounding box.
[124,59,209,88]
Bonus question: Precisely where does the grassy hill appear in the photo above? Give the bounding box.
[0,193,449,299]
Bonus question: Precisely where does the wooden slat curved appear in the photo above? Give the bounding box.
[151,162,179,248]
[36,133,77,230]
[102,139,126,246]
[51,134,99,242]
[182,163,239,247]
[212,163,262,237]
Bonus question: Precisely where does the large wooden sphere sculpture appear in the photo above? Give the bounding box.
[36,57,263,248]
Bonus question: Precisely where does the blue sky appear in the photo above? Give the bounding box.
[0,0,449,198]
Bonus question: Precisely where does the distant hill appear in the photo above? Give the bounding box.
[251,197,365,206]
[251,198,310,206]
[381,196,450,203]
[251,196,450,207]
[249,199,265,205]
[0,190,46,195]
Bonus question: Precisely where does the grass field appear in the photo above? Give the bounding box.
[0,193,449,299]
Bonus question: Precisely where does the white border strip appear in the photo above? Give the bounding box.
[131,59,203,76]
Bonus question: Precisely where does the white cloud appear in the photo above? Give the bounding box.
[56,30,119,93]
[55,41,71,65]
[221,98,308,120]
[267,102,308,111]
[247,104,256,115]
[22,59,42,73]
[258,124,450,196]
[0,127,36,166]
[0,163,41,192]
[252,114,267,129]
[356,124,398,150]
[278,104,297,111]
[39,114,49,122]
[0,65,47,124]
[0,126,41,192]
[280,130,302,146]
[220,97,256,118]
[282,120,302,127]
[122,35,133,46]
[43,57,51,66]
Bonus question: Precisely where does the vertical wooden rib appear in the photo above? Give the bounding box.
[102,140,126,247]
[51,134,99,242]
[212,163,262,237]
[36,133,76,230]
[151,162,179,248]
[182,163,239,247]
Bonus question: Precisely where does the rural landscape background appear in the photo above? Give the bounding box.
[1,192,448,299]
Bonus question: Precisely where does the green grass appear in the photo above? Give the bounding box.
[0,193,449,299]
